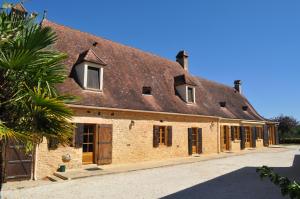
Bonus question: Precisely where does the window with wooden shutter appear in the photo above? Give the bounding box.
[230,126,235,141]
[231,126,240,140]
[153,125,160,148]
[167,126,172,147]
[153,125,173,147]
[240,126,246,149]
[188,128,193,155]
[256,127,263,139]
[197,128,203,154]
[252,126,257,148]
[263,125,269,146]
[75,123,84,148]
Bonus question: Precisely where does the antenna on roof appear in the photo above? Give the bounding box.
[40,10,47,26]
[42,10,47,20]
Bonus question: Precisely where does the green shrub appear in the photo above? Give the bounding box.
[280,138,300,144]
[257,166,300,199]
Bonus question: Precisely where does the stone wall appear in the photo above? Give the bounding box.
[231,140,241,151]
[35,108,267,179]
[256,139,264,148]
[71,109,219,164]
[35,138,82,179]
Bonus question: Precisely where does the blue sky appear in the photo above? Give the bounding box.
[9,0,300,120]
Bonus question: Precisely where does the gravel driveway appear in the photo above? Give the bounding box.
[2,146,299,199]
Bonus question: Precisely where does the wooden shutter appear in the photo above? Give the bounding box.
[275,126,279,145]
[240,126,245,149]
[197,128,203,154]
[188,128,193,155]
[220,126,224,152]
[263,125,269,147]
[96,124,113,165]
[167,126,172,147]
[230,126,235,141]
[75,123,84,148]
[251,127,256,148]
[153,125,160,148]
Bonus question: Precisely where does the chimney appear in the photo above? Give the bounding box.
[234,80,242,94]
[176,50,189,72]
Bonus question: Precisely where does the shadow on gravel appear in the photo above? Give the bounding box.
[162,155,300,199]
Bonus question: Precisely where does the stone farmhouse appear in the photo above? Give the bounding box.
[3,19,279,181]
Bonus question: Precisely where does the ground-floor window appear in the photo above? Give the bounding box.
[256,127,263,139]
[232,126,240,140]
[153,125,172,147]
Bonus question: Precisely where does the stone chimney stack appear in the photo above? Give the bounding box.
[176,50,189,72]
[234,80,242,94]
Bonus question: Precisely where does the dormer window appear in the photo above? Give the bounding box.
[174,74,196,104]
[142,86,152,95]
[87,66,101,90]
[83,63,103,91]
[73,49,107,92]
[187,87,195,103]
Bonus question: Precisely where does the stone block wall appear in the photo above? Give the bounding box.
[35,138,82,179]
[34,108,267,179]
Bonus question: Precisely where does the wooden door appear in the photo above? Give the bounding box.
[269,126,275,145]
[220,126,225,151]
[197,128,203,154]
[192,128,198,154]
[221,126,230,151]
[82,124,96,164]
[245,127,251,148]
[95,124,112,165]
[4,140,33,181]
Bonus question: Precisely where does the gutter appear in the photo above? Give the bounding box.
[67,104,270,124]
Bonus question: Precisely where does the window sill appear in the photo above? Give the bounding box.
[83,88,103,93]
[186,102,196,105]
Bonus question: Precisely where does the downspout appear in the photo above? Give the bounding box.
[217,118,221,153]
[32,144,38,180]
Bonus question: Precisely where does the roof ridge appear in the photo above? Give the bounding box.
[43,19,182,67]
[195,76,235,90]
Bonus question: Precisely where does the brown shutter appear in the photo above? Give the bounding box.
[263,125,269,146]
[197,128,203,154]
[220,126,224,152]
[275,126,279,145]
[167,126,172,147]
[252,127,256,148]
[153,125,160,148]
[96,124,113,165]
[230,126,235,141]
[240,126,246,149]
[188,128,193,155]
[75,123,84,148]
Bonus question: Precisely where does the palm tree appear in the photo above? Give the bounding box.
[0,3,74,151]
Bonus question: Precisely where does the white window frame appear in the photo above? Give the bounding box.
[186,86,196,103]
[83,61,103,91]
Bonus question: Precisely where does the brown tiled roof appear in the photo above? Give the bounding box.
[43,20,265,121]
[174,74,197,86]
[76,49,107,65]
